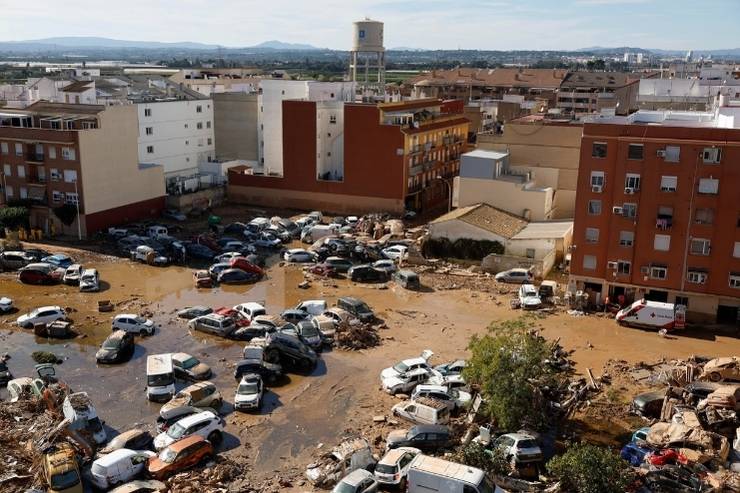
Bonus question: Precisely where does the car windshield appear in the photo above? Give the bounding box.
[28,308,41,317]
[50,470,80,490]
[148,373,174,387]
[134,316,146,324]
[102,338,120,349]
[159,447,178,463]
[301,324,319,338]
[181,357,199,369]
[332,482,357,493]
[81,274,94,281]
[518,439,538,449]
[167,422,187,439]
[357,303,371,314]
[375,463,397,474]
[238,383,259,394]
[392,362,409,373]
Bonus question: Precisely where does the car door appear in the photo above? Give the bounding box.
[409,432,428,450]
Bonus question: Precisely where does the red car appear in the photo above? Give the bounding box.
[309,263,337,278]
[229,257,264,278]
[647,449,684,466]
[214,307,250,327]
[18,263,63,285]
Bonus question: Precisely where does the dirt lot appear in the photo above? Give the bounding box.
[2,235,740,491]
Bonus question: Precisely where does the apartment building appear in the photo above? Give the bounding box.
[557,72,649,115]
[213,92,259,162]
[170,68,263,97]
[570,102,740,324]
[228,98,469,214]
[0,102,165,237]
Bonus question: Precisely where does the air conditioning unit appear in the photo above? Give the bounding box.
[612,206,623,214]
[607,261,618,269]
[592,185,603,193]
[703,147,721,163]
[656,149,667,158]
[624,187,635,194]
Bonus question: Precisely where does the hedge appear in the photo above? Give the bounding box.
[422,237,504,260]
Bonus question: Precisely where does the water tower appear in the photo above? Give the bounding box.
[349,18,386,91]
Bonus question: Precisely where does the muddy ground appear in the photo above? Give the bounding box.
[2,236,740,491]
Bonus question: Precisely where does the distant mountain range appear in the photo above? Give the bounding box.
[0,36,324,51]
[578,45,740,57]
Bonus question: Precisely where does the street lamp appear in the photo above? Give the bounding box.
[435,175,452,213]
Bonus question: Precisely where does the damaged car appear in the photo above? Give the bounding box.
[306,437,376,487]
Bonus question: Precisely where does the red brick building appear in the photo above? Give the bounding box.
[228,98,468,214]
[570,105,740,324]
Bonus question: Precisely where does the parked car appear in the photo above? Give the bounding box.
[99,428,154,455]
[254,232,282,249]
[155,406,201,434]
[18,263,64,284]
[213,251,241,264]
[171,353,212,380]
[229,256,264,277]
[700,357,740,382]
[373,447,421,489]
[96,330,135,364]
[234,373,264,411]
[306,437,375,487]
[177,306,213,320]
[153,410,224,450]
[264,332,318,371]
[518,284,542,310]
[434,359,467,376]
[0,296,13,313]
[79,268,100,292]
[493,433,543,464]
[348,264,389,283]
[233,302,266,321]
[322,308,353,329]
[382,245,408,260]
[42,443,83,493]
[17,305,66,328]
[41,253,74,269]
[337,297,375,323]
[185,243,216,260]
[631,389,667,418]
[62,264,84,285]
[63,392,106,444]
[208,262,231,278]
[193,270,213,288]
[295,299,328,316]
[294,320,323,350]
[222,222,247,236]
[147,435,214,480]
[233,358,283,383]
[231,322,275,341]
[0,250,34,270]
[217,268,259,285]
[331,469,379,493]
[324,256,354,273]
[283,248,316,263]
[112,314,155,336]
[372,259,398,274]
[90,448,155,490]
[23,248,51,263]
[161,381,222,415]
[281,309,310,324]
[381,350,434,382]
[188,314,237,337]
[392,398,450,425]
[621,441,650,466]
[385,425,452,451]
[411,384,472,411]
[494,268,533,284]
[382,367,442,395]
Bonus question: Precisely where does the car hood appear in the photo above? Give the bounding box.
[153,432,176,450]
[456,390,472,403]
[382,375,406,389]
[235,393,259,404]
[520,296,541,305]
[380,367,399,380]
[189,363,211,378]
[386,430,408,444]
[16,313,35,324]
[147,456,168,474]
[0,297,11,306]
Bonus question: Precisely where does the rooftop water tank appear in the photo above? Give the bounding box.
[352,19,384,52]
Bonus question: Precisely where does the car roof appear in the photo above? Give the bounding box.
[81,268,97,275]
[180,381,213,393]
[95,448,139,467]
[341,468,373,486]
[115,313,140,319]
[108,330,128,341]
[237,302,265,309]
[176,410,217,427]
[503,432,536,441]
[32,305,63,312]
[379,448,412,465]
[411,424,449,434]
[401,357,427,366]
[239,373,262,383]
[414,384,448,393]
[171,352,194,362]
[167,434,206,452]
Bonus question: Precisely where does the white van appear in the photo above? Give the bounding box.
[408,455,500,493]
[62,392,107,444]
[616,299,686,330]
[90,448,154,490]
[392,398,450,425]
[301,224,338,244]
[146,354,175,402]
[147,225,168,240]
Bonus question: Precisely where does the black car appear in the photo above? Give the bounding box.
[222,223,248,236]
[348,264,389,283]
[231,323,275,341]
[218,268,259,284]
[644,465,704,492]
[337,296,375,323]
[323,257,354,273]
[217,236,242,247]
[177,306,214,320]
[0,359,12,385]
[233,359,283,383]
[385,425,453,452]
[186,242,216,260]
[264,332,319,371]
[23,248,51,263]
[96,330,135,364]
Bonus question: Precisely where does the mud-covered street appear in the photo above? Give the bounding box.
[3,242,740,490]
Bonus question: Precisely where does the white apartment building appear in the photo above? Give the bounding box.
[137,99,216,186]
[257,80,355,175]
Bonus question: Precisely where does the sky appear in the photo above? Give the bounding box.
[1,0,737,51]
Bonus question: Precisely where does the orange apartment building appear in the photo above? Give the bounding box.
[228,98,469,214]
[570,102,740,324]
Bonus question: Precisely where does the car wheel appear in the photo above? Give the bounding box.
[207,430,223,446]
[265,349,281,364]
[211,399,222,410]
[709,372,722,382]
[139,329,148,336]
[21,322,32,329]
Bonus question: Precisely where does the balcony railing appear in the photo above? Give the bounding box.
[409,165,424,176]
[656,217,673,230]
[26,152,45,163]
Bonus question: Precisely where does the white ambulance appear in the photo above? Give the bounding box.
[615,299,686,330]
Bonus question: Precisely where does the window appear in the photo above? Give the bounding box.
[660,176,677,192]
[730,273,740,289]
[694,208,714,225]
[14,143,22,156]
[650,265,667,279]
[145,127,153,135]
[624,173,641,191]
[146,145,154,154]
[675,296,689,307]
[52,190,63,203]
[5,185,12,197]
[702,147,721,163]
[622,203,637,218]
[585,227,599,243]
[50,168,61,181]
[197,122,203,129]
[656,205,673,230]
[144,108,151,117]
[583,255,597,270]
[734,242,740,258]
[3,164,10,176]
[19,187,27,199]
[664,145,680,162]
[329,115,337,124]
[588,200,601,215]
[592,142,607,158]
[16,165,25,178]
[207,138,212,146]
[628,144,644,160]
[0,142,7,154]
[698,178,719,194]
[690,238,711,256]
[617,260,631,275]
[687,270,707,284]
[65,192,79,205]
[196,105,202,113]
[61,147,76,160]
[654,234,671,251]
[525,248,535,259]
[206,121,211,129]
[48,146,56,159]
[63,170,77,183]
[619,231,634,247]
[590,171,605,189]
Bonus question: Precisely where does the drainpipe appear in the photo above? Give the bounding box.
[680,151,700,294]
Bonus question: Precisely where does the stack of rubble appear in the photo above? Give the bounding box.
[334,323,381,350]
[165,456,248,493]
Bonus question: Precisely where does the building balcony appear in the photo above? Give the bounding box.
[656,217,673,230]
[26,153,45,163]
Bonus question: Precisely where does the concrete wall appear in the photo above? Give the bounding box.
[481,250,556,278]
[213,92,258,161]
[454,176,554,221]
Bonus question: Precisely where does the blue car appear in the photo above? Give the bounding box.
[620,442,649,466]
[41,254,74,269]
[631,427,650,444]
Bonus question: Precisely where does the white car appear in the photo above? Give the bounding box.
[493,432,543,464]
[495,268,533,284]
[372,259,398,273]
[411,384,472,411]
[283,248,316,263]
[518,284,542,310]
[233,302,266,321]
[63,264,84,285]
[112,314,155,336]
[295,299,327,316]
[16,305,66,328]
[234,374,263,411]
[382,367,444,395]
[332,469,379,493]
[153,410,224,450]
[382,245,408,260]
[0,296,13,313]
[373,447,421,488]
[79,268,100,292]
[214,251,243,264]
[380,350,434,381]
[90,448,155,490]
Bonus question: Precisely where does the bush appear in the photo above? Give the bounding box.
[454,441,510,476]
[546,443,635,493]
[0,206,30,229]
[422,237,504,260]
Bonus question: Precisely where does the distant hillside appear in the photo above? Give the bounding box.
[253,40,321,50]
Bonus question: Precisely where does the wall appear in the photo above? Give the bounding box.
[213,92,258,161]
[454,176,554,221]
[428,219,507,243]
[258,80,309,174]
[137,99,215,179]
[316,101,345,180]
[481,250,555,277]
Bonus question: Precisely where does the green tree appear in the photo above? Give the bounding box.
[462,317,561,430]
[53,204,77,226]
[0,206,29,229]
[546,443,635,493]
[454,441,510,476]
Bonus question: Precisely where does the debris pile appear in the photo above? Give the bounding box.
[334,323,381,350]
[165,456,248,492]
